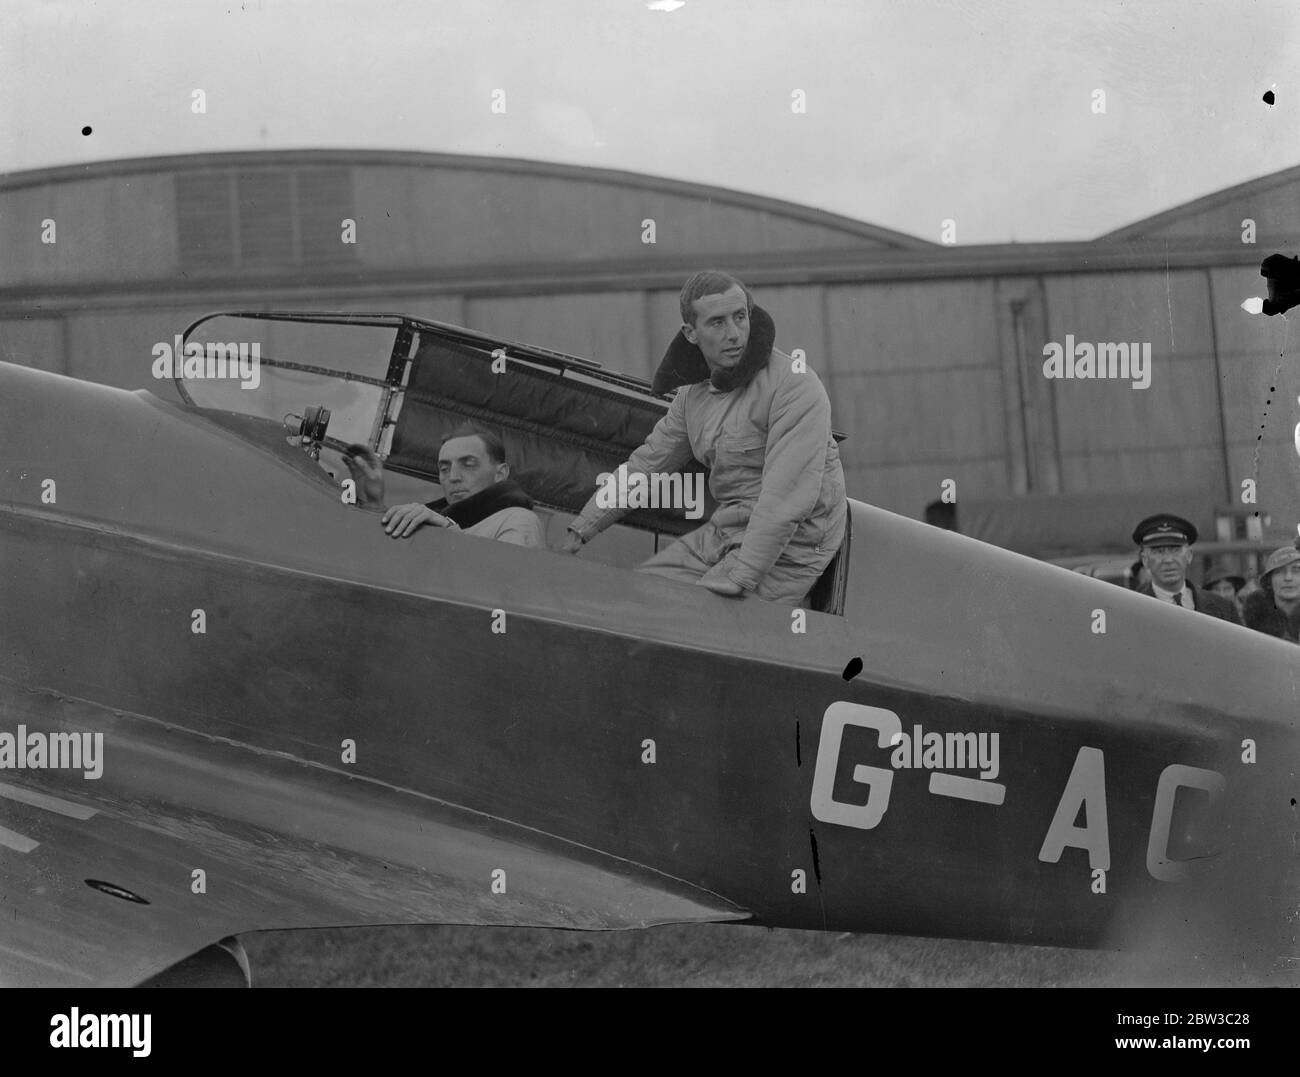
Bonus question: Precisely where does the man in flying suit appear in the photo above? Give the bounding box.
[562,270,847,606]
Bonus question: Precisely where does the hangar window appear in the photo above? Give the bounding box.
[175,173,234,269]
[175,168,358,272]
[237,170,294,267]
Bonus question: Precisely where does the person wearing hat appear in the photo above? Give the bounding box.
[1131,513,1241,624]
[1241,546,1300,642]
[1203,558,1247,617]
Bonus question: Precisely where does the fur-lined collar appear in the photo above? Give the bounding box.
[651,305,776,395]
[427,478,534,529]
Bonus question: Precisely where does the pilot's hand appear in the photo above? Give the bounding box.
[698,557,746,597]
[560,528,585,555]
[342,445,386,506]
[698,575,745,596]
[382,503,448,538]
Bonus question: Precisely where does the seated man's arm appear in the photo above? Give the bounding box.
[383,502,453,537]
[491,509,545,548]
[565,390,694,546]
[727,372,833,592]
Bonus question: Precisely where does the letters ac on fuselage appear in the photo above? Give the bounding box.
[809,701,1226,883]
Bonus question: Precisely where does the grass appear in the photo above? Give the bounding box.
[240,922,1287,988]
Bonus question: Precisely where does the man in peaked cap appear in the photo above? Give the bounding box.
[1131,513,1241,624]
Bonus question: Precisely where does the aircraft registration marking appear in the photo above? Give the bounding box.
[929,772,1007,805]
[811,702,1008,829]
[0,781,98,854]
[812,702,1228,884]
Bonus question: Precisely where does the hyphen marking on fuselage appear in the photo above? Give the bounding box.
[929,772,1006,805]
[812,703,1008,830]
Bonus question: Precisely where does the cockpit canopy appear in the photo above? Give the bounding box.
[178,310,710,535]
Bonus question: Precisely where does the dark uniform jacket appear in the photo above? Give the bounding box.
[1241,590,1300,642]
[1136,582,1241,625]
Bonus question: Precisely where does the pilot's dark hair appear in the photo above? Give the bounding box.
[679,269,753,327]
[438,424,507,466]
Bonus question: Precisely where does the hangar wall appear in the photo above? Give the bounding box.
[1,150,1297,530]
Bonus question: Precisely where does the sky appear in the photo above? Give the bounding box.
[1,0,1296,244]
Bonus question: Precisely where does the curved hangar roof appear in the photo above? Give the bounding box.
[1100,162,1300,243]
[0,149,935,291]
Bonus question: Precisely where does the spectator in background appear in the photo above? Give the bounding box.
[1203,559,1246,618]
[1130,513,1241,624]
[1242,546,1300,643]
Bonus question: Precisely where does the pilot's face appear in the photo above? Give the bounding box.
[1141,542,1191,591]
[682,285,751,372]
[1271,562,1300,603]
[437,436,508,503]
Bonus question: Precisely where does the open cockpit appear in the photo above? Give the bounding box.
[177,310,850,613]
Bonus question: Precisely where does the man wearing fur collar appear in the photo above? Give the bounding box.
[344,427,544,547]
[563,270,847,606]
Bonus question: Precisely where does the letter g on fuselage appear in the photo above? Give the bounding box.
[810,702,902,830]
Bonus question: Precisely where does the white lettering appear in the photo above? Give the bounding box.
[887,723,999,779]
[150,339,261,389]
[590,464,704,519]
[810,702,901,830]
[0,727,103,778]
[1042,338,1150,389]
[49,1008,150,1057]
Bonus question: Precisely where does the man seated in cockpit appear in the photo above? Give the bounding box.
[343,425,544,547]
